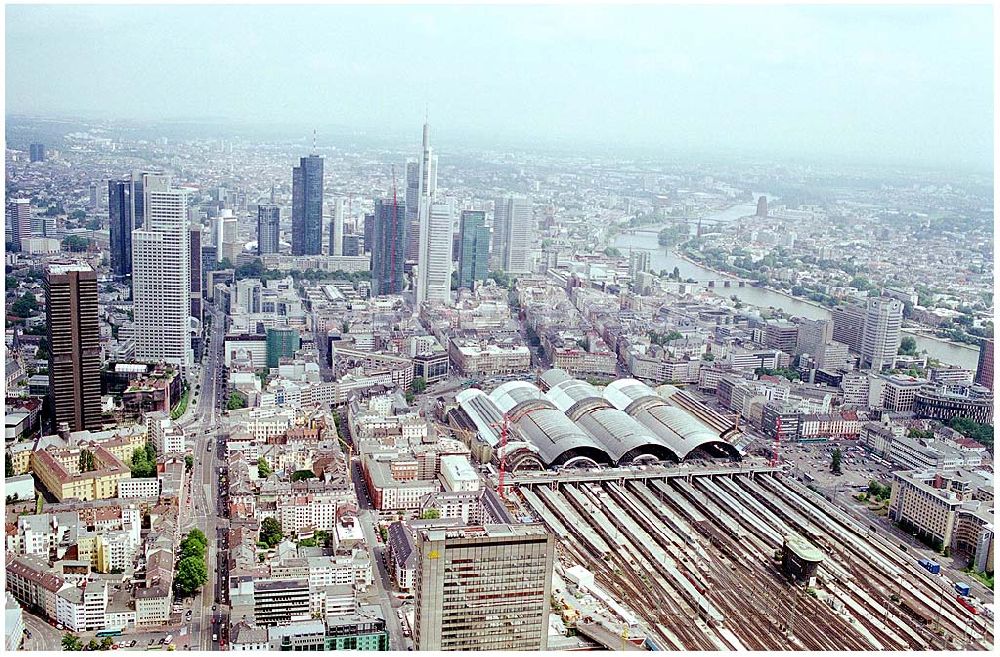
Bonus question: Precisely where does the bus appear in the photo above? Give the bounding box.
[96,629,123,638]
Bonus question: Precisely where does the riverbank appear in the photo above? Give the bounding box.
[673,249,832,313]
[900,328,980,354]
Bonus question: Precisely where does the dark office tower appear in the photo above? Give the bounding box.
[108,179,133,282]
[29,143,45,162]
[342,234,360,257]
[457,210,489,289]
[371,198,406,296]
[257,204,281,255]
[130,172,146,229]
[190,225,203,322]
[756,195,768,217]
[46,262,102,432]
[363,213,375,253]
[976,339,994,391]
[291,155,324,255]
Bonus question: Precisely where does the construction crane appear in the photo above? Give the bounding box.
[489,405,544,500]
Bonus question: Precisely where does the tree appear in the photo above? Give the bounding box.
[948,417,994,450]
[62,633,83,651]
[260,517,283,547]
[603,246,621,257]
[78,449,96,473]
[227,391,248,410]
[898,336,918,356]
[10,292,39,317]
[62,235,91,252]
[130,442,157,478]
[411,377,427,394]
[257,457,272,479]
[672,266,681,280]
[404,390,415,405]
[5,454,13,477]
[179,531,207,560]
[87,639,100,651]
[701,352,715,362]
[420,509,441,519]
[184,454,193,472]
[831,448,842,475]
[291,469,316,482]
[175,555,208,597]
[100,637,114,650]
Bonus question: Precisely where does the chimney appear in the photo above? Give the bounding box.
[57,422,71,441]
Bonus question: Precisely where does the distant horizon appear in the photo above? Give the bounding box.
[5,5,993,173]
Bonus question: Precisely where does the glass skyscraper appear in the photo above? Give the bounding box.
[257,203,281,255]
[371,198,406,296]
[291,155,324,255]
[457,210,489,289]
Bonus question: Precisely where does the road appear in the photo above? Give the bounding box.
[177,302,228,651]
[22,611,60,651]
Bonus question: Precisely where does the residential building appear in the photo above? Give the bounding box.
[292,155,324,256]
[30,444,129,502]
[46,262,102,432]
[414,524,554,651]
[132,174,192,367]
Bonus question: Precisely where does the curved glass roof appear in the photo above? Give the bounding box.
[490,381,545,414]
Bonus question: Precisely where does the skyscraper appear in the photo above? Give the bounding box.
[291,155,324,255]
[341,234,360,257]
[796,318,834,356]
[29,143,45,162]
[413,524,555,651]
[329,197,345,256]
[132,174,192,367]
[976,339,994,390]
[417,199,455,306]
[371,198,406,296]
[7,198,31,251]
[756,195,768,217]
[45,262,102,432]
[457,210,489,289]
[108,179,133,282]
[257,204,281,255]
[363,212,375,254]
[213,209,238,263]
[493,195,533,274]
[831,302,867,352]
[404,160,422,261]
[189,225,203,323]
[860,298,904,371]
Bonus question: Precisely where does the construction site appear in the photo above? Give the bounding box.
[508,464,994,651]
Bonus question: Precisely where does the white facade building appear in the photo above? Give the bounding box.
[132,174,192,366]
[493,195,533,274]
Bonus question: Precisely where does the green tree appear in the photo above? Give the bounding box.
[701,352,715,362]
[227,391,248,410]
[419,509,441,519]
[130,442,157,478]
[86,639,100,651]
[174,555,208,597]
[831,448,842,475]
[78,449,96,472]
[291,469,316,482]
[257,457,272,479]
[62,633,83,651]
[672,266,681,280]
[10,292,39,317]
[5,454,14,477]
[100,637,114,650]
[61,235,90,252]
[179,532,207,560]
[184,454,194,472]
[404,390,415,405]
[947,417,994,450]
[260,517,283,547]
[898,336,918,356]
[411,377,427,394]
[604,246,621,257]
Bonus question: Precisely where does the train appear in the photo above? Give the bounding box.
[917,558,940,575]
[955,596,978,615]
[955,582,971,597]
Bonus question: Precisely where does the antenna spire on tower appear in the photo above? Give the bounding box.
[312,129,317,153]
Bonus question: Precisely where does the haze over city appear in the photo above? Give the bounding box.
[3,2,995,655]
[5,3,994,170]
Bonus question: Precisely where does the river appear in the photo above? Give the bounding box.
[613,202,980,369]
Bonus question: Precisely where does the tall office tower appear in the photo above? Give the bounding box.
[371,198,406,296]
[976,338,993,390]
[29,143,45,162]
[45,262,102,432]
[189,225,203,323]
[129,171,146,230]
[108,179,134,283]
[860,298,904,371]
[7,198,32,251]
[417,199,455,306]
[628,250,650,279]
[132,174,192,367]
[89,182,100,209]
[329,197,345,256]
[404,160,421,261]
[341,234,360,257]
[414,525,555,651]
[257,204,281,255]
[832,302,867,352]
[30,213,56,238]
[291,154,324,255]
[493,195,533,274]
[457,210,489,289]
[363,212,375,253]
[213,209,239,263]
[756,195,768,217]
[796,318,834,356]
[408,122,439,263]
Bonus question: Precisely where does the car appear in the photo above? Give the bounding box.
[212,605,217,611]
[212,634,218,642]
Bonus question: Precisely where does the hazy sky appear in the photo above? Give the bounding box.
[5,4,994,170]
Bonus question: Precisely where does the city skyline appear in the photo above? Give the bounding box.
[5,4,993,171]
